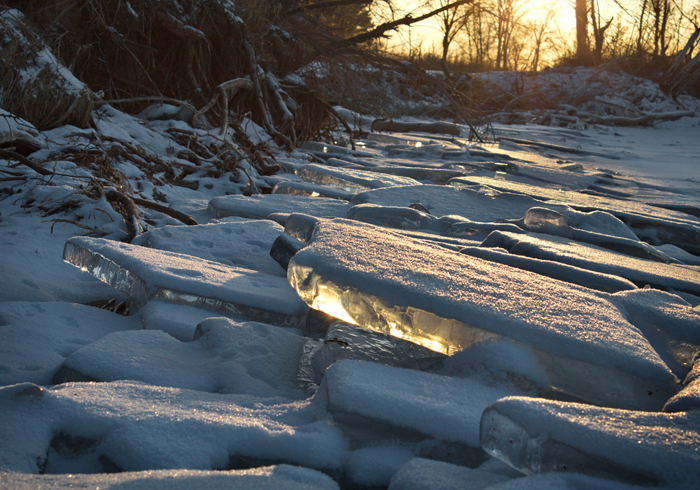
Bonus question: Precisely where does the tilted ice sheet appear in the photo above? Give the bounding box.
[481,230,700,295]
[0,302,140,386]
[131,220,286,277]
[288,220,677,409]
[0,381,348,473]
[0,465,340,490]
[208,194,351,219]
[63,237,308,327]
[59,318,308,398]
[298,163,421,192]
[480,396,700,488]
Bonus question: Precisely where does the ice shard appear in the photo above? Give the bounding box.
[288,219,678,410]
[63,237,308,327]
[480,397,700,488]
[664,355,700,412]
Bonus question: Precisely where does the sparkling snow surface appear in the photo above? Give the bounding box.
[1,97,700,489]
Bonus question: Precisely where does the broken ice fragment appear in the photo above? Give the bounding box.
[131,220,287,277]
[347,204,435,231]
[480,397,700,488]
[315,359,516,465]
[460,246,637,293]
[208,194,351,219]
[269,234,306,271]
[63,237,308,327]
[370,166,465,185]
[298,164,420,193]
[311,321,445,384]
[664,355,700,412]
[288,219,678,410]
[481,230,700,296]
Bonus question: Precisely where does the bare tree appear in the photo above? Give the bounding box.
[435,0,476,77]
[575,0,590,60]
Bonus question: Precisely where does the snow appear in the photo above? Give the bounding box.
[1,70,700,488]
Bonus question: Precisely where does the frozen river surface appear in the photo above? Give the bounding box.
[1,107,700,489]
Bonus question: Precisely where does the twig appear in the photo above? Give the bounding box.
[317,99,356,150]
[45,219,108,236]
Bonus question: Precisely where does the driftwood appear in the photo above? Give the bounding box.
[371,119,461,136]
[577,111,696,126]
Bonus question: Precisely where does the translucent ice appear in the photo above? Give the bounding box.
[63,237,308,327]
[347,204,435,231]
[288,219,678,410]
[298,164,420,193]
[480,397,700,488]
[311,321,445,383]
[370,166,465,185]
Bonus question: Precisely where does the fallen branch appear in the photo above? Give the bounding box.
[132,197,199,226]
[577,111,695,126]
[318,99,356,150]
[0,149,52,176]
[105,189,141,242]
[371,119,461,136]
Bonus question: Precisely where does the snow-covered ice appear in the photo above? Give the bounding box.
[2,80,700,489]
[289,219,678,409]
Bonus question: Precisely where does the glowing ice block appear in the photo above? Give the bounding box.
[288,219,678,410]
[480,397,700,488]
[298,164,420,193]
[63,237,308,327]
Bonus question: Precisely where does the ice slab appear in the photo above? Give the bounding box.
[272,181,355,200]
[132,220,286,277]
[347,203,435,231]
[452,176,700,253]
[311,321,445,384]
[481,230,700,296]
[0,466,340,490]
[289,219,678,410]
[57,318,308,398]
[0,381,348,473]
[208,194,351,219]
[388,457,512,490]
[314,359,517,462]
[460,246,638,293]
[298,163,421,192]
[664,355,700,412]
[139,300,226,341]
[0,302,139,386]
[63,237,308,327]
[480,397,700,488]
[352,185,638,240]
[370,166,465,185]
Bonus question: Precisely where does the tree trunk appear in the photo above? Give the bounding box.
[575,0,589,61]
